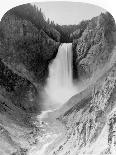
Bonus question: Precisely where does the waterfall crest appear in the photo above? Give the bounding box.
[45,43,77,105]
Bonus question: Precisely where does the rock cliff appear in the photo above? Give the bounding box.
[0,3,116,155]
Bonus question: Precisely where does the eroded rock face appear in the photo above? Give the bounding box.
[45,64,116,155]
[72,12,116,79]
[0,7,60,116]
[0,5,60,154]
[0,3,116,155]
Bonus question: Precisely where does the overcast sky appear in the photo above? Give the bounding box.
[33,2,106,25]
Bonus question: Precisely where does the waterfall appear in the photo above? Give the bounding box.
[29,44,77,155]
[45,43,77,105]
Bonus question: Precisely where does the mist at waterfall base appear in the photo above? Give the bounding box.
[42,43,77,111]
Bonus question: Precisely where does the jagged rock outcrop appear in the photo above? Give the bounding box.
[26,61,116,155]
[44,63,116,155]
[72,12,116,79]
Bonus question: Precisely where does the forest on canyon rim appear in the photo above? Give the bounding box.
[0,2,116,155]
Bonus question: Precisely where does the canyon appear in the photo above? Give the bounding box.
[0,3,116,155]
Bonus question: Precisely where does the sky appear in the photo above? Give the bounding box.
[33,2,106,25]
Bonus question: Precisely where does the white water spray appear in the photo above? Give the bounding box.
[29,43,77,155]
[45,43,77,104]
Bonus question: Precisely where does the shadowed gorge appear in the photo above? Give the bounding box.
[0,2,116,155]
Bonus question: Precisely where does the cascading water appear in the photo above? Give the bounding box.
[29,44,77,155]
[45,43,77,105]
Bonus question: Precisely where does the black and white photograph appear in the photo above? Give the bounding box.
[0,1,116,155]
